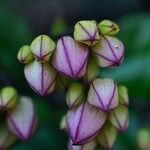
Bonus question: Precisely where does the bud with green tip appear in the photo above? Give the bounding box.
[66,82,84,108]
[60,114,67,131]
[30,35,55,62]
[118,85,129,105]
[97,123,117,150]
[0,87,17,110]
[17,45,34,64]
[98,19,120,36]
[108,105,129,131]
[74,20,100,46]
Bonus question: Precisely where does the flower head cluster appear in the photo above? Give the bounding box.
[0,86,36,149]
[17,19,129,149]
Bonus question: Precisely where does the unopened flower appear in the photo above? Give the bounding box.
[7,96,37,141]
[68,139,96,150]
[30,35,55,62]
[67,102,106,145]
[98,19,120,36]
[88,78,118,111]
[118,85,129,105]
[24,61,56,96]
[17,45,34,64]
[92,35,124,67]
[74,20,100,46]
[97,123,117,150]
[52,36,89,79]
[108,105,129,131]
[60,114,67,131]
[0,87,17,110]
[66,82,84,108]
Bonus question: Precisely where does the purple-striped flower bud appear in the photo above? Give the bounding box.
[88,78,118,111]
[92,35,124,68]
[66,82,84,108]
[108,105,129,131]
[30,35,55,62]
[74,20,100,46]
[67,102,106,145]
[118,85,129,105]
[24,61,56,96]
[52,36,89,79]
[68,139,96,150]
[7,96,37,141]
[97,123,117,150]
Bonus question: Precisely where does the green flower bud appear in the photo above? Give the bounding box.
[97,123,117,150]
[60,114,67,131]
[0,87,17,110]
[66,82,84,108]
[98,19,120,36]
[74,20,100,46]
[30,35,55,62]
[118,85,129,105]
[17,45,34,64]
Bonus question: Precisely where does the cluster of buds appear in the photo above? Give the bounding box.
[17,19,129,149]
[0,86,36,149]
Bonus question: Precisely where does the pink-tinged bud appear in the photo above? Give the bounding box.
[74,20,100,46]
[68,139,96,150]
[108,105,129,131]
[30,35,55,62]
[24,61,56,96]
[97,123,117,150]
[88,78,118,111]
[67,102,106,145]
[0,126,16,149]
[60,114,67,131]
[66,82,84,108]
[92,35,124,68]
[118,85,129,105]
[7,96,37,141]
[52,36,89,79]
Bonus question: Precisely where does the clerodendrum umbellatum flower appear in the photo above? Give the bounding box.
[7,96,36,141]
[17,45,34,64]
[68,139,96,150]
[92,35,124,68]
[108,105,129,131]
[24,60,56,96]
[118,85,129,105]
[52,36,89,79]
[30,35,55,62]
[66,82,84,108]
[67,102,106,145]
[0,87,17,110]
[88,78,118,111]
[98,19,120,36]
[0,126,16,149]
[74,20,100,46]
[97,123,117,149]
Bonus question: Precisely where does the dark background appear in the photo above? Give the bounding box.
[0,0,150,149]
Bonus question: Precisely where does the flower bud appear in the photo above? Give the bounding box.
[118,85,129,105]
[66,82,84,108]
[30,35,55,62]
[88,78,118,111]
[7,96,37,141]
[68,139,96,150]
[0,126,16,149]
[0,87,17,110]
[97,123,117,150]
[17,45,34,64]
[52,36,89,79]
[24,61,56,96]
[60,114,67,131]
[74,20,100,46]
[92,35,124,68]
[98,20,120,36]
[67,102,106,145]
[108,105,129,131]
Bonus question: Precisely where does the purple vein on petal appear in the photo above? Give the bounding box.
[41,63,44,95]
[113,111,123,131]
[62,37,74,77]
